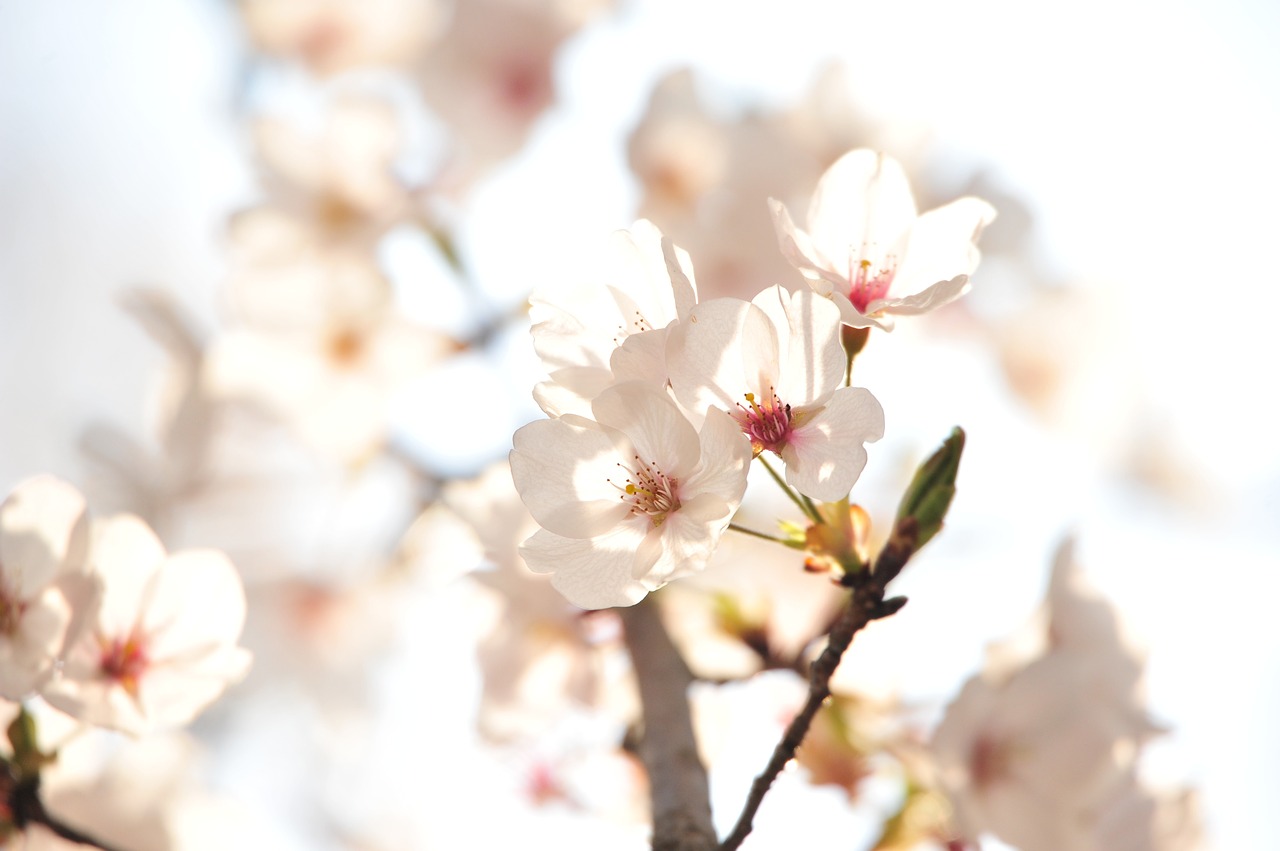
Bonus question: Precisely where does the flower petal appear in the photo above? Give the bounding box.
[520,525,655,609]
[0,476,89,599]
[590,382,701,478]
[892,196,996,296]
[510,416,631,539]
[869,274,971,317]
[782,387,885,501]
[806,150,916,272]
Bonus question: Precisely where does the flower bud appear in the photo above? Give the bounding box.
[894,427,965,552]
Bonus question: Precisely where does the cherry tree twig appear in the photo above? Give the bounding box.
[9,776,130,851]
[717,525,918,851]
[620,595,719,851]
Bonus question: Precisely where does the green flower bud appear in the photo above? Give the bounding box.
[894,427,965,551]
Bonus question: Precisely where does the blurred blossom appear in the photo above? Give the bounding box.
[206,212,453,462]
[0,477,96,700]
[37,733,257,851]
[42,515,251,736]
[251,94,418,247]
[239,0,450,75]
[441,462,619,740]
[661,530,845,682]
[930,540,1191,851]
[415,0,612,191]
[628,65,916,302]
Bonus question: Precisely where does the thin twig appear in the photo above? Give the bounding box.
[727,523,788,544]
[717,529,917,851]
[620,595,718,851]
[757,457,822,525]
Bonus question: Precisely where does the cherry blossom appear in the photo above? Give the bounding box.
[0,477,98,700]
[770,148,996,330]
[931,540,1161,850]
[529,219,697,417]
[42,516,251,736]
[510,382,749,609]
[666,286,884,501]
[240,0,448,75]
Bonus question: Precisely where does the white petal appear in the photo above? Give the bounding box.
[684,408,751,504]
[647,492,737,586]
[609,328,670,390]
[665,298,758,424]
[139,551,247,665]
[806,150,916,271]
[768,198,835,289]
[0,476,89,599]
[520,525,655,610]
[89,515,169,637]
[532,366,613,418]
[590,382,701,478]
[829,292,888,330]
[893,196,996,296]
[869,274,971,317]
[510,416,631,539]
[753,286,843,407]
[782,387,885,501]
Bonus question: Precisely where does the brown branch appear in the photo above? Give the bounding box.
[620,595,718,851]
[717,528,917,851]
[10,777,131,851]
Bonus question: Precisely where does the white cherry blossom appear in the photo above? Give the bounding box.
[0,477,97,699]
[529,219,697,417]
[510,382,749,609]
[666,286,884,501]
[770,148,996,330]
[42,516,251,736]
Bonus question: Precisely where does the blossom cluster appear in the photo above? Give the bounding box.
[511,148,993,609]
[931,540,1203,851]
[0,476,250,736]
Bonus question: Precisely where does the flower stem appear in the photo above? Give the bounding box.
[727,523,789,544]
[757,456,822,525]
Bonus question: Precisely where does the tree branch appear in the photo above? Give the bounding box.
[717,529,917,851]
[620,595,718,851]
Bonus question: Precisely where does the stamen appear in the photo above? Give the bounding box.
[99,633,150,697]
[607,455,681,526]
[734,388,795,456]
[847,243,897,312]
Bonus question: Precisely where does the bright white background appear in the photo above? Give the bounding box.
[2,0,1278,847]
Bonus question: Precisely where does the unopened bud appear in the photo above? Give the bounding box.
[894,427,965,551]
[6,707,52,779]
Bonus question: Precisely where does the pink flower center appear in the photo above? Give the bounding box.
[969,732,1013,790]
[609,456,681,526]
[0,580,25,637]
[99,635,150,697]
[734,391,794,456]
[847,247,897,313]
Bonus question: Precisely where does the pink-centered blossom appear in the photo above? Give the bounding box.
[43,516,251,736]
[510,382,749,609]
[666,287,884,502]
[0,477,98,699]
[770,149,996,330]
